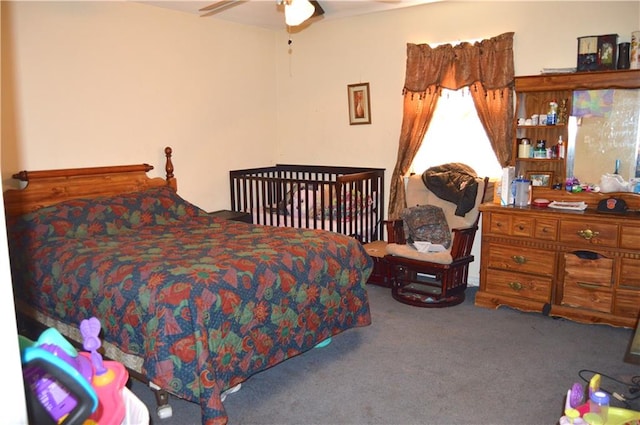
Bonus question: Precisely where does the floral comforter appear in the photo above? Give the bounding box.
[7,186,372,425]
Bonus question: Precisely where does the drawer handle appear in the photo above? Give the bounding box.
[508,282,523,291]
[577,282,601,290]
[577,229,599,240]
[511,255,527,264]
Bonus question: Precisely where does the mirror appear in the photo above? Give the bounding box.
[567,88,640,186]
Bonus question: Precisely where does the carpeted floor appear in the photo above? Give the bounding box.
[129,285,640,425]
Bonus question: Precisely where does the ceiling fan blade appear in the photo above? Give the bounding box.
[310,0,324,17]
[199,0,245,18]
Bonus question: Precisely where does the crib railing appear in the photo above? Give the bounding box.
[230,165,385,243]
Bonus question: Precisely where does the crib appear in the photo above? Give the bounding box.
[230,164,385,243]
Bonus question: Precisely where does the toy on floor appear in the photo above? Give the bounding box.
[559,374,640,425]
[21,317,129,425]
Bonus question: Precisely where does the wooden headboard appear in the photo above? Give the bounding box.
[3,146,177,217]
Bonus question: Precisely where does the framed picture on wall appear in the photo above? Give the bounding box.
[347,82,371,125]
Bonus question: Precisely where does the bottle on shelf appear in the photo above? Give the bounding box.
[518,138,531,158]
[547,100,558,125]
[557,135,565,159]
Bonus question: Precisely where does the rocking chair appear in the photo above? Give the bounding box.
[384,172,489,307]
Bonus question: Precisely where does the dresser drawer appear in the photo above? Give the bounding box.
[620,225,640,250]
[488,213,534,237]
[488,213,512,236]
[563,252,613,288]
[534,218,558,241]
[560,221,618,247]
[562,251,613,313]
[486,243,555,276]
[484,269,552,303]
[614,289,640,318]
[619,257,640,290]
[561,280,613,313]
[511,216,534,237]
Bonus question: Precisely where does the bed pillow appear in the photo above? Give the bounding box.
[8,186,206,240]
[401,204,451,249]
[115,186,206,228]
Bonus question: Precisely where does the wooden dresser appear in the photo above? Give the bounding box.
[475,203,640,328]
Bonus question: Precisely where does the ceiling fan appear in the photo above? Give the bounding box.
[199,0,325,27]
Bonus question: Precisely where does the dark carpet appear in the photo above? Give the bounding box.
[129,285,639,425]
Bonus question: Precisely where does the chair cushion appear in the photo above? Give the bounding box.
[386,243,453,264]
[400,205,451,249]
[363,240,388,259]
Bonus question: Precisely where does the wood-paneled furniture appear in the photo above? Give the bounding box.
[475,203,640,328]
[513,69,640,190]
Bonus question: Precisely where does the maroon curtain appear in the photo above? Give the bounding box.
[388,32,515,219]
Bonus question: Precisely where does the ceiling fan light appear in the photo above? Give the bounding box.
[285,0,315,26]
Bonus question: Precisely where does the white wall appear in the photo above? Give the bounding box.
[1,1,278,213]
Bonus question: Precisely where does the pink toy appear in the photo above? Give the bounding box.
[80,317,128,425]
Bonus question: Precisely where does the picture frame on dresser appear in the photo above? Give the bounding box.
[527,172,553,187]
[596,34,618,70]
[577,34,618,71]
[577,35,598,71]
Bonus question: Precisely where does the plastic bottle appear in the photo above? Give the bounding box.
[557,135,565,159]
[513,177,530,207]
[547,101,558,125]
[588,390,609,424]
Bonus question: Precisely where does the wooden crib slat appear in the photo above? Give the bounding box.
[229,165,385,243]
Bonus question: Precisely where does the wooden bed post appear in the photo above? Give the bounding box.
[164,146,177,191]
[165,147,174,180]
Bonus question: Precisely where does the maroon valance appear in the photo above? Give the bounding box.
[403,31,515,93]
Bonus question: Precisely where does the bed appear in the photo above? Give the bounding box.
[5,147,373,425]
[229,165,385,243]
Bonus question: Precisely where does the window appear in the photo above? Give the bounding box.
[411,88,502,179]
